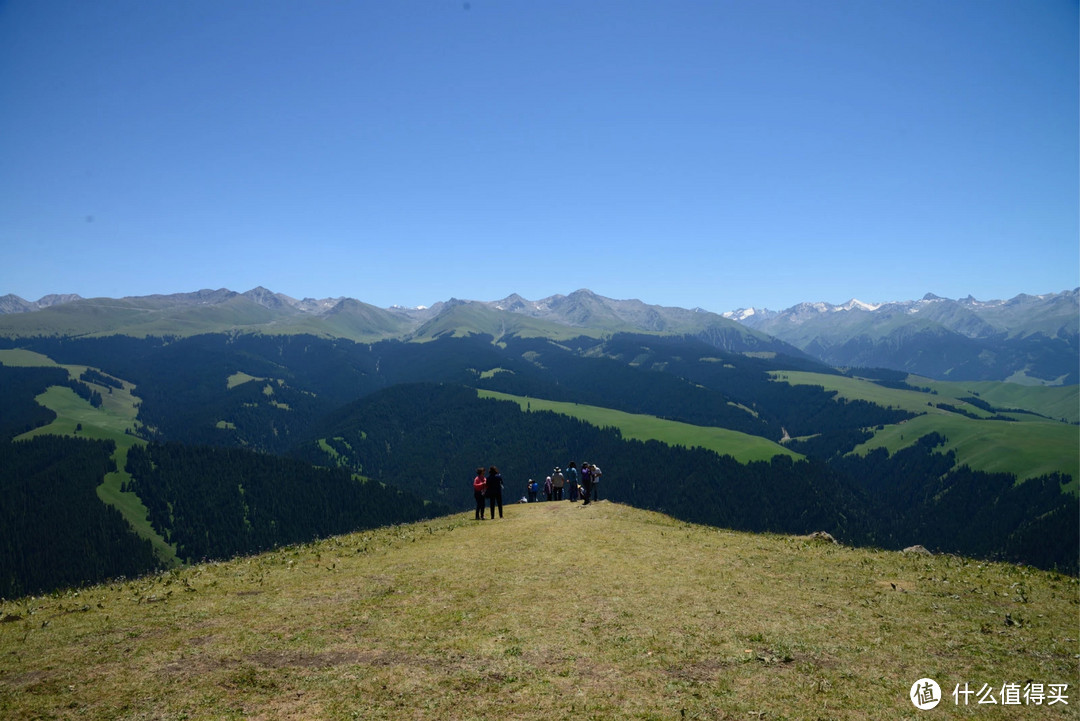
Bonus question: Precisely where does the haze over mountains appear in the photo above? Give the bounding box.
[1,287,1076,384]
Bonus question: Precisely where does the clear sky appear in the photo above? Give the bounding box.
[1,1,1076,313]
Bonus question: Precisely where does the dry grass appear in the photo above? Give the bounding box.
[0,502,1076,720]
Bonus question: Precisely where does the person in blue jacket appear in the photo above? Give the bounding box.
[565,462,579,502]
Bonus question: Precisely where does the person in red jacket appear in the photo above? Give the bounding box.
[472,468,487,520]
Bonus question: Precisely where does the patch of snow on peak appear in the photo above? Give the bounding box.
[724,308,757,321]
[838,299,881,312]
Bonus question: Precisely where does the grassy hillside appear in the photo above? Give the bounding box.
[772,371,1079,487]
[409,303,600,341]
[0,502,1074,720]
[918,378,1080,424]
[478,389,800,463]
[1,350,177,565]
[0,296,410,343]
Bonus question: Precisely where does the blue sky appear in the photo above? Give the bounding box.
[1,0,1076,313]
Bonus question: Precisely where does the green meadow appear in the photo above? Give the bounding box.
[3,351,178,565]
[478,389,800,464]
[226,371,263,389]
[920,378,1080,425]
[771,371,1079,490]
[0,348,61,367]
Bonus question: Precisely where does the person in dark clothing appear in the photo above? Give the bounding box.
[486,465,504,519]
[473,468,487,520]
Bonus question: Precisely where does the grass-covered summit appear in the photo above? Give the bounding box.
[1,502,1075,720]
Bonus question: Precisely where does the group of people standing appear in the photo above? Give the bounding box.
[539,461,601,505]
[472,461,603,519]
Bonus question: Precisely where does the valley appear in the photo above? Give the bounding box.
[0,288,1076,600]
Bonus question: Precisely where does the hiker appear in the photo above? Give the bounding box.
[580,462,593,505]
[544,475,553,502]
[486,465,504,519]
[527,478,538,503]
[552,467,565,501]
[590,463,601,501]
[472,467,487,520]
[565,462,579,502]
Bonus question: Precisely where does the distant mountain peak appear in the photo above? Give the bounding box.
[0,293,85,314]
[242,286,293,310]
[839,299,880,312]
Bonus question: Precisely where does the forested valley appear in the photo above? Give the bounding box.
[0,329,1075,598]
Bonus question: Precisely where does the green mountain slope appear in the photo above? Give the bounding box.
[0,294,276,338]
[0,503,1074,720]
[771,371,1079,487]
[0,288,807,357]
[1,331,1074,596]
[305,382,1077,571]
[408,301,597,341]
[0,349,175,564]
[478,389,799,463]
[919,378,1080,424]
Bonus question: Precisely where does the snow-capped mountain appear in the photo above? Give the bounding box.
[725,290,1078,384]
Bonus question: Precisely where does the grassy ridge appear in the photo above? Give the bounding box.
[478,389,800,463]
[772,371,1079,487]
[0,502,1074,720]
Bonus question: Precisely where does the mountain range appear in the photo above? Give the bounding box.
[1,283,1076,597]
[1,286,1076,384]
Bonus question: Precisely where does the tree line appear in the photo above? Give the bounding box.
[126,441,448,563]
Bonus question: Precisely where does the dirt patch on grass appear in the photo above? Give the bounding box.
[165,647,431,678]
[0,668,55,691]
[248,649,396,669]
